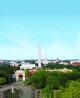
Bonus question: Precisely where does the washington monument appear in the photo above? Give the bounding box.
[38,45,41,68]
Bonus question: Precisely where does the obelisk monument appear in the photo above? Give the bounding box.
[38,45,41,68]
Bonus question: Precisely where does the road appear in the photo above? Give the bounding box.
[17,81,35,98]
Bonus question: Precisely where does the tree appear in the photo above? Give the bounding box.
[26,70,47,89]
[0,65,14,84]
[62,81,80,98]
[25,69,29,77]
[46,75,60,90]
[0,77,6,85]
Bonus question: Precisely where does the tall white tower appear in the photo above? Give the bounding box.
[38,45,41,68]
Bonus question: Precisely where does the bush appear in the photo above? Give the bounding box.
[0,77,6,85]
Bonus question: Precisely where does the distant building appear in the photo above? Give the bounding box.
[0,60,4,63]
[70,59,80,66]
[42,58,49,65]
[10,61,19,67]
[52,58,61,64]
[59,61,69,65]
[71,62,80,66]
[20,63,36,70]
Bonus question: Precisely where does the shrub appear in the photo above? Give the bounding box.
[0,77,7,85]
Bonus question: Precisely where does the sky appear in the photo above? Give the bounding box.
[0,0,80,60]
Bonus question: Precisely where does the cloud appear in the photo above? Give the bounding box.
[46,36,80,59]
[0,32,80,60]
[0,31,38,59]
[0,22,80,60]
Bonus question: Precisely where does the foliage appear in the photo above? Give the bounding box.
[25,69,29,77]
[41,80,80,98]
[0,77,7,85]
[46,73,60,90]
[25,68,80,98]
[61,80,80,98]
[25,69,48,89]
[44,63,80,71]
[12,66,20,71]
[4,89,22,98]
[0,65,14,84]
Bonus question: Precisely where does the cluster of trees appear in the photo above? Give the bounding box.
[0,65,14,85]
[41,79,80,98]
[25,69,80,98]
[25,70,47,88]
[44,63,80,71]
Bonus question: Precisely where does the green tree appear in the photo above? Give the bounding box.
[26,70,47,89]
[62,81,80,98]
[0,77,6,85]
[25,69,29,77]
[46,75,60,90]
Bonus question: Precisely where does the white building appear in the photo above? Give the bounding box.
[10,61,19,67]
[52,58,60,64]
[42,58,49,65]
[20,63,36,70]
[59,61,69,65]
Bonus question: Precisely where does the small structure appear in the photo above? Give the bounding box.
[15,70,25,81]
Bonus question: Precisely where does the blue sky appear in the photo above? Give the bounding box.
[0,0,80,59]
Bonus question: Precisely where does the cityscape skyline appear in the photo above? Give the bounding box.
[0,0,80,59]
